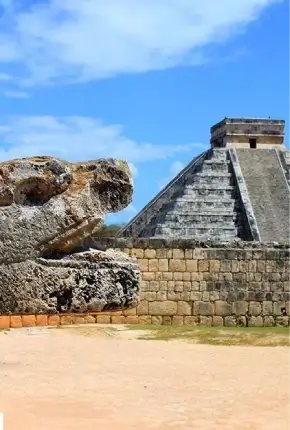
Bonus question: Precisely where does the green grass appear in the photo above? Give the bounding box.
[124,325,290,347]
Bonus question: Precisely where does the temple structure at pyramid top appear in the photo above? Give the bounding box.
[118,118,289,243]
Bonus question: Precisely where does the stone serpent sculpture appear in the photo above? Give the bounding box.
[0,156,140,315]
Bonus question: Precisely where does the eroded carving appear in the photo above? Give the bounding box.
[0,156,140,314]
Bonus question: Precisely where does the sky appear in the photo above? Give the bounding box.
[0,0,289,225]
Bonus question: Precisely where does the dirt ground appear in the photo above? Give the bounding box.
[0,326,289,430]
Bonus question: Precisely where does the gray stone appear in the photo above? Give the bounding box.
[193,301,214,316]
[215,300,232,316]
[263,316,275,327]
[232,301,248,316]
[0,156,140,314]
[249,301,262,317]
[224,316,236,327]
[248,316,264,327]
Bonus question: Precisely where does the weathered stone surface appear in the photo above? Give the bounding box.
[149,301,177,316]
[193,301,214,316]
[248,316,264,327]
[215,301,232,316]
[0,156,140,314]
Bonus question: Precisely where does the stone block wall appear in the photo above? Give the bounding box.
[1,238,289,328]
[90,238,290,327]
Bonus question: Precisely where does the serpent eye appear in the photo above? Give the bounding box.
[14,177,57,206]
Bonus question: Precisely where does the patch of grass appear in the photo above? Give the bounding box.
[125,325,290,347]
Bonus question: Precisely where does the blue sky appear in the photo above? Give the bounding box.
[0,0,288,225]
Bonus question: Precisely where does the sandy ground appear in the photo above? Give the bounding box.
[0,326,289,430]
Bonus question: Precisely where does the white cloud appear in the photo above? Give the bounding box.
[3,90,29,98]
[0,115,202,163]
[158,159,187,190]
[0,0,281,86]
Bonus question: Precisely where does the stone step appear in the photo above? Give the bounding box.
[191,173,233,186]
[202,160,231,173]
[156,213,237,224]
[154,225,237,238]
[209,149,228,161]
[164,200,235,211]
[180,186,236,199]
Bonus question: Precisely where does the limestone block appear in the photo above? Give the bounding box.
[185,249,193,259]
[198,260,209,272]
[84,315,96,324]
[162,272,173,281]
[22,315,36,327]
[96,315,111,324]
[162,316,172,325]
[149,259,158,272]
[263,316,275,327]
[191,272,203,281]
[74,316,85,324]
[220,260,232,272]
[190,292,202,301]
[137,300,149,315]
[177,301,192,316]
[131,249,144,259]
[144,249,156,259]
[173,272,183,281]
[173,249,185,259]
[184,316,198,325]
[156,248,168,259]
[138,316,152,324]
[159,281,168,291]
[199,316,212,326]
[249,302,262,316]
[149,281,159,292]
[232,301,248,316]
[186,260,198,272]
[138,259,149,271]
[36,315,48,326]
[202,291,209,302]
[215,301,232,317]
[10,316,22,328]
[209,260,221,273]
[149,301,177,316]
[123,307,137,316]
[152,316,162,325]
[231,261,239,273]
[142,272,156,281]
[156,291,167,301]
[248,316,263,327]
[0,316,10,329]
[111,316,126,324]
[158,259,169,272]
[174,281,184,292]
[60,315,73,325]
[212,316,224,326]
[125,316,139,324]
[169,259,186,272]
[182,272,191,281]
[48,315,60,326]
[262,301,273,315]
[224,316,236,327]
[209,291,219,302]
[193,301,214,316]
[172,316,184,325]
